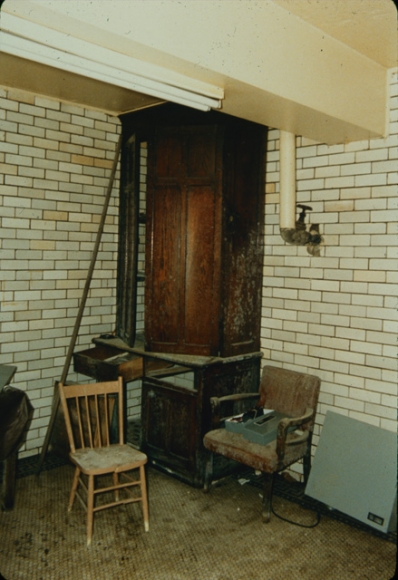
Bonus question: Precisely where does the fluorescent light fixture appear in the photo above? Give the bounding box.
[0,13,224,112]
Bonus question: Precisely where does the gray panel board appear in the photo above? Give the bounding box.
[305,411,397,534]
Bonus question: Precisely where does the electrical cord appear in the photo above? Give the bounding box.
[242,469,322,528]
[271,497,321,528]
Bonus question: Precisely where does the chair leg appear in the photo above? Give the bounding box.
[139,465,149,532]
[86,474,95,547]
[303,447,312,485]
[262,473,274,523]
[203,452,214,493]
[68,467,80,511]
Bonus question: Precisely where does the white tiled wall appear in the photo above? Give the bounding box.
[1,71,397,465]
[0,88,121,456]
[262,70,398,477]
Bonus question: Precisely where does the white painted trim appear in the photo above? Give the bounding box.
[0,13,224,112]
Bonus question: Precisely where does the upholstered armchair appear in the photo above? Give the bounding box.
[203,365,320,522]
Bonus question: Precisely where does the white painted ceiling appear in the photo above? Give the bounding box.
[274,0,396,68]
[0,0,396,143]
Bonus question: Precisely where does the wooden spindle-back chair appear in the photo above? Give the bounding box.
[59,378,149,546]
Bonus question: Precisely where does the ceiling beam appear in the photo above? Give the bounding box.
[0,0,395,143]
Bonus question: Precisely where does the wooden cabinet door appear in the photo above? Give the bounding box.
[142,378,197,477]
[145,126,222,355]
[220,121,265,356]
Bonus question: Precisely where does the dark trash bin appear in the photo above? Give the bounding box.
[0,387,33,510]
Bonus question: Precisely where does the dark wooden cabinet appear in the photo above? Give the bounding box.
[141,352,262,487]
[116,104,267,485]
[118,104,266,358]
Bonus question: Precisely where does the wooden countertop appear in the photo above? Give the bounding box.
[93,336,262,368]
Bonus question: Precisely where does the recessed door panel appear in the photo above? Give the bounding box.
[142,379,197,473]
[155,133,184,177]
[146,185,182,346]
[184,185,217,348]
[187,130,216,177]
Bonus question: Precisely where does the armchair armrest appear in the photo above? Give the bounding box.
[276,407,314,461]
[209,392,259,427]
[210,392,259,410]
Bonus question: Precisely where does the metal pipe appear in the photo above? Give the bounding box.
[279,130,296,230]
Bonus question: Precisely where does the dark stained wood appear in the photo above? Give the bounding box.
[141,352,262,487]
[117,134,139,347]
[73,344,174,382]
[142,380,197,475]
[119,104,266,357]
[117,104,267,485]
[145,124,222,355]
[73,345,143,382]
[221,120,266,356]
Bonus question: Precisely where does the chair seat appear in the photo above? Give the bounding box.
[204,429,308,473]
[70,444,147,475]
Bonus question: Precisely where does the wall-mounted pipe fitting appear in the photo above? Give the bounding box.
[279,130,322,254]
[280,204,322,245]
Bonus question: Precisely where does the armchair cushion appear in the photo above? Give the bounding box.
[204,428,309,474]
